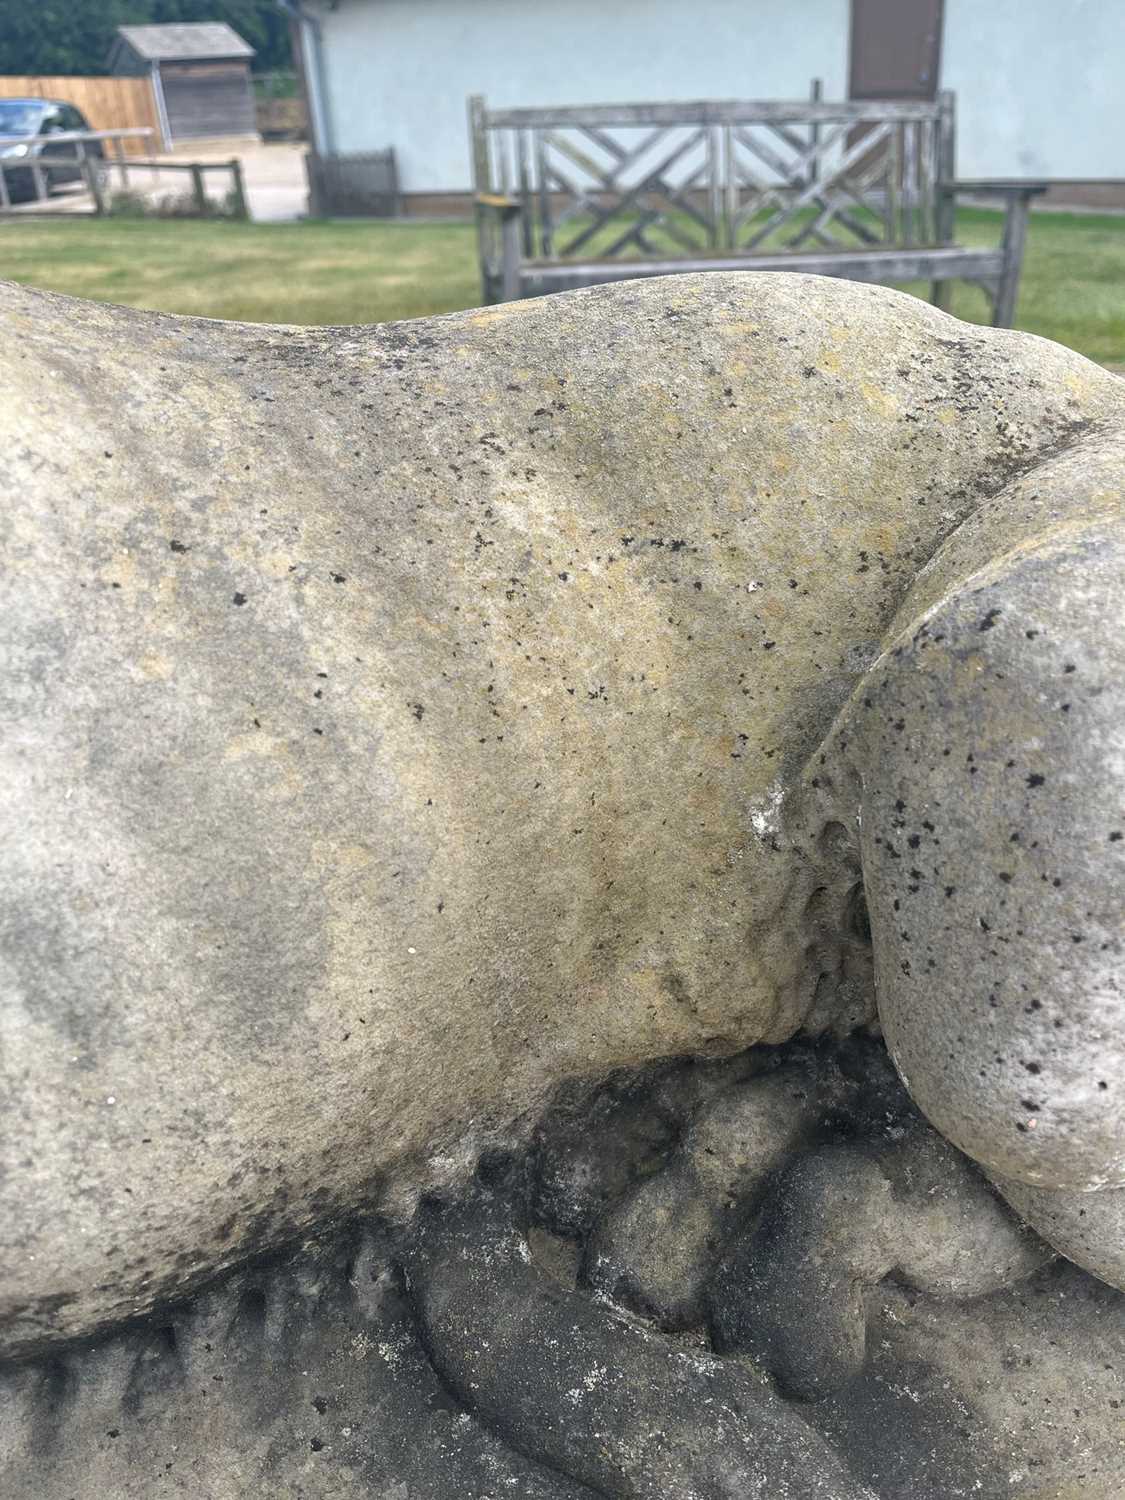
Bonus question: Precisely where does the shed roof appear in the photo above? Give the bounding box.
[113,23,255,63]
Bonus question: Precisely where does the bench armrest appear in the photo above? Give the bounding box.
[476,192,522,213]
[936,181,1045,327]
[941,179,1049,199]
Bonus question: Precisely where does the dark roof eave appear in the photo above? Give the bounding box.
[150,53,255,64]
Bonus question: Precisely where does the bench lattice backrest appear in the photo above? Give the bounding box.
[469,95,954,262]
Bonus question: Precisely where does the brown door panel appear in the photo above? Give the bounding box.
[850,0,944,100]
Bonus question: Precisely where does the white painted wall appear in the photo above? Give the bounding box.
[311,0,1125,190]
[943,0,1124,179]
[311,0,850,191]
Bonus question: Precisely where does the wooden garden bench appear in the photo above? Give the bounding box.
[468,90,1046,326]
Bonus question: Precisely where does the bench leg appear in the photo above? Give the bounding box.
[930,281,953,313]
[991,192,1032,328]
[499,206,523,303]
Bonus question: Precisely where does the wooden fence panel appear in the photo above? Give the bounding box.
[0,76,162,154]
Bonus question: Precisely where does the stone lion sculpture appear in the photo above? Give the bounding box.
[0,271,1122,1497]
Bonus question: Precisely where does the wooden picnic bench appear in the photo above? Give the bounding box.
[469,89,1046,326]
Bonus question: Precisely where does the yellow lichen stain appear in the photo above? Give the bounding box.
[152,573,179,618]
[222,730,303,798]
[871,523,900,554]
[327,842,375,874]
[819,350,842,373]
[936,407,957,425]
[224,730,283,762]
[138,651,173,681]
[1064,370,1093,399]
[953,652,988,689]
[101,553,138,592]
[259,549,300,580]
[722,320,761,340]
[468,302,542,329]
[860,382,900,418]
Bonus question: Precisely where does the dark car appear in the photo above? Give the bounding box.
[0,98,104,203]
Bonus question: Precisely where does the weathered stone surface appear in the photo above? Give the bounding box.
[583,1055,846,1326]
[997,1176,1125,1290]
[708,1062,1051,1399]
[0,1223,599,1500]
[2,271,1123,1369]
[2,1037,1122,1500]
[407,1189,880,1500]
[844,449,1125,1196]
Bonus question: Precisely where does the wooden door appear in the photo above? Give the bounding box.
[160,62,257,142]
[849,0,944,101]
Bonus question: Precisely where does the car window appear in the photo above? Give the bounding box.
[0,101,45,136]
[61,105,88,132]
[38,107,65,135]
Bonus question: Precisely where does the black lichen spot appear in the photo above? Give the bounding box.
[410,703,424,722]
[169,539,189,554]
[310,1437,324,1453]
[331,572,347,584]
[1023,1061,1042,1075]
[232,592,247,606]
[1026,773,1046,788]
[978,608,1002,631]
[312,1396,328,1415]
[1110,831,1123,843]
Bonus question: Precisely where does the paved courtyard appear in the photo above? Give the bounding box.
[6,138,308,221]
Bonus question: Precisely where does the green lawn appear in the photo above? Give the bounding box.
[0,207,1122,363]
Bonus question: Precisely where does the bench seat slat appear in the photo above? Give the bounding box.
[520,245,1005,292]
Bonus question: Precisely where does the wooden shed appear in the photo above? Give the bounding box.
[107,22,257,147]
